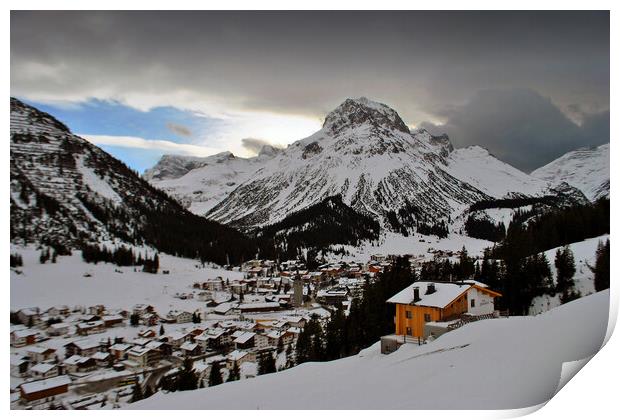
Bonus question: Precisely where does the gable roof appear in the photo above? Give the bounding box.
[387,281,500,309]
[20,376,71,394]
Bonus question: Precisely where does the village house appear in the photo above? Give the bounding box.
[213,302,235,315]
[201,278,226,291]
[19,375,71,405]
[11,355,29,377]
[166,331,191,348]
[233,331,256,350]
[195,328,230,350]
[63,355,97,374]
[64,339,103,358]
[27,346,56,364]
[126,346,159,368]
[180,341,202,357]
[267,330,295,347]
[132,304,153,316]
[165,310,193,324]
[91,352,112,368]
[17,307,40,326]
[254,333,270,349]
[76,320,105,336]
[30,363,59,380]
[382,280,502,353]
[11,328,38,347]
[87,304,106,316]
[145,340,170,359]
[238,302,282,313]
[109,343,133,360]
[283,315,306,328]
[138,329,158,339]
[47,322,71,336]
[102,314,124,328]
[130,337,152,347]
[141,313,159,326]
[226,350,252,370]
[316,287,350,305]
[47,305,70,317]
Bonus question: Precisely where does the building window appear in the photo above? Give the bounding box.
[406,327,412,336]
[471,299,476,308]
[424,314,431,322]
[405,311,412,319]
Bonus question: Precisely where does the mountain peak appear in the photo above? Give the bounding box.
[323,97,410,135]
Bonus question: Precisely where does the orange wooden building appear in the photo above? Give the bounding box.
[387,281,502,338]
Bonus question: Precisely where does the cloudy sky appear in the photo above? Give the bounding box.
[11,11,609,172]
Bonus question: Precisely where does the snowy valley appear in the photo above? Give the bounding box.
[9,97,610,411]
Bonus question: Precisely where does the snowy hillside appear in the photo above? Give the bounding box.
[132,290,609,409]
[531,144,609,201]
[10,246,243,314]
[529,234,609,315]
[10,98,256,266]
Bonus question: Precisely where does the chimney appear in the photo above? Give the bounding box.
[413,287,421,303]
[426,283,436,295]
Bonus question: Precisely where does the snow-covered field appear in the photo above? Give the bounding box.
[10,247,243,314]
[132,290,609,410]
[342,232,493,260]
[529,234,609,315]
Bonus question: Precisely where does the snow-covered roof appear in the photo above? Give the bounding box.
[28,346,54,355]
[64,355,91,365]
[180,342,200,351]
[30,363,57,374]
[233,332,256,344]
[387,282,472,308]
[13,328,37,338]
[20,376,71,394]
[110,343,132,351]
[228,350,249,361]
[128,346,151,357]
[91,351,111,360]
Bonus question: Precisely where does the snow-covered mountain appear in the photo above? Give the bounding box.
[531,144,610,201]
[144,147,280,215]
[147,97,585,233]
[9,98,253,265]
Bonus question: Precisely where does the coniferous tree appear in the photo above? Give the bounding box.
[208,360,223,386]
[130,381,143,403]
[258,351,277,375]
[177,357,199,391]
[227,360,240,382]
[555,246,577,302]
[130,313,140,327]
[159,324,165,336]
[594,239,610,292]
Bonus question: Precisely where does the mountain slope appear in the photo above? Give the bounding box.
[10,97,257,265]
[200,98,584,232]
[256,194,381,253]
[145,147,280,215]
[531,144,609,201]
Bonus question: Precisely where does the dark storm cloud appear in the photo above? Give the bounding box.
[419,89,609,172]
[10,10,609,169]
